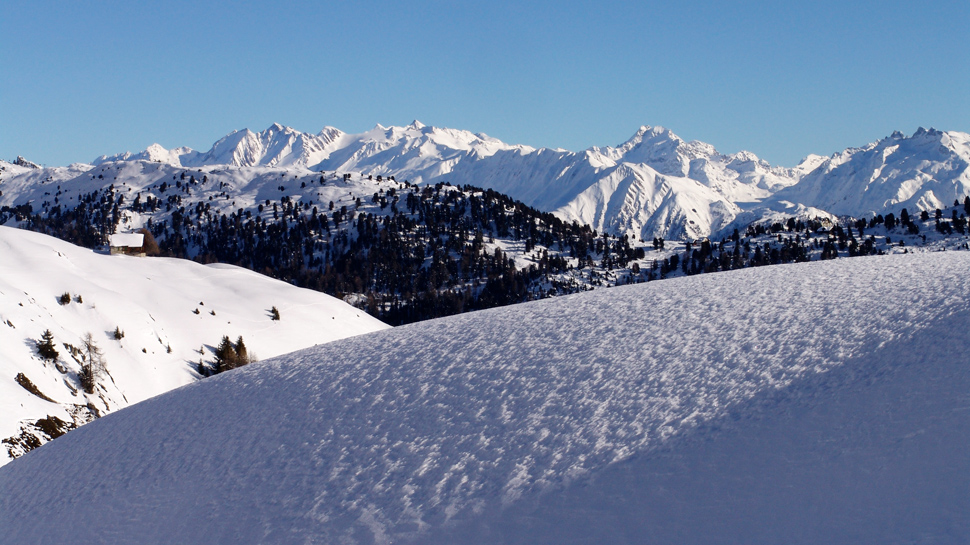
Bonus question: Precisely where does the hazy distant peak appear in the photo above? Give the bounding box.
[14,156,40,169]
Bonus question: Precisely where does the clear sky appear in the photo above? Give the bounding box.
[3,1,968,167]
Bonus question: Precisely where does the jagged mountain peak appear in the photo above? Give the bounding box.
[316,126,345,145]
[912,126,942,138]
[620,125,683,149]
[767,127,970,217]
[13,156,40,169]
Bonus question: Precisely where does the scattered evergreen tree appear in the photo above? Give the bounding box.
[270,306,281,321]
[234,336,249,364]
[213,335,253,374]
[884,213,897,230]
[79,332,106,394]
[58,292,71,305]
[36,330,59,362]
[214,335,237,373]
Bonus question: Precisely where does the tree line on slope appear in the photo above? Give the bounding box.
[3,174,970,325]
[3,178,643,324]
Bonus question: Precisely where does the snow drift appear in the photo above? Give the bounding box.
[0,252,968,544]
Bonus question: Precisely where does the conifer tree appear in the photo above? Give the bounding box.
[214,335,237,373]
[37,330,59,362]
[79,332,106,394]
[234,336,249,365]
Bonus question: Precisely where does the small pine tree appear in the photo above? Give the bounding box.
[37,330,59,362]
[113,326,124,340]
[234,336,249,365]
[214,335,238,373]
[270,306,281,321]
[58,292,71,305]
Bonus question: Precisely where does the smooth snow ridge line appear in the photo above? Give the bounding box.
[1,252,969,544]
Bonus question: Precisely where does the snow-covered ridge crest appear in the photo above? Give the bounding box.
[1,252,967,544]
[767,127,970,216]
[94,143,202,167]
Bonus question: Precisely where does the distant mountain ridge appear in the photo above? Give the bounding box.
[13,122,970,239]
[768,127,970,215]
[88,122,806,239]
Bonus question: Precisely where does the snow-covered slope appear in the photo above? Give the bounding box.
[550,162,741,240]
[0,226,387,465]
[1,252,967,544]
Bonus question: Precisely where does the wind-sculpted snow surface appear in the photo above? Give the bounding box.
[1,253,969,544]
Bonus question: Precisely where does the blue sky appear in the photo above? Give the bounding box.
[3,1,968,167]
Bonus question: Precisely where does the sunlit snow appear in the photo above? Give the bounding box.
[1,251,967,544]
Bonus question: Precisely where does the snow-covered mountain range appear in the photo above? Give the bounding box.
[7,121,967,240]
[1,251,967,544]
[84,121,808,239]
[769,127,970,215]
[0,226,387,466]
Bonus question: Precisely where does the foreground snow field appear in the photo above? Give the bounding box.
[0,226,387,464]
[1,252,968,544]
